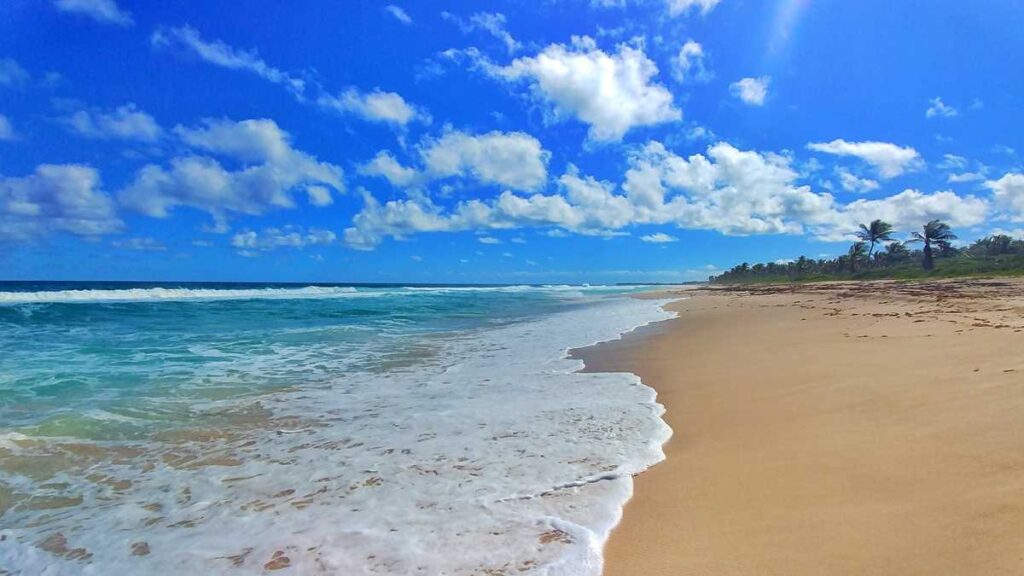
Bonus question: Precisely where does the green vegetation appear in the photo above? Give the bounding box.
[710,221,1024,284]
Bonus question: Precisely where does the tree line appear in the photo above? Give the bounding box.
[710,220,1024,283]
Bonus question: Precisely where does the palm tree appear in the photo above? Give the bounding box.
[848,242,867,272]
[884,241,910,262]
[908,220,957,270]
[856,220,895,259]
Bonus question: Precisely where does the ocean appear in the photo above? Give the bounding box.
[0,282,675,575]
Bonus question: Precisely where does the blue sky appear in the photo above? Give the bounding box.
[1,0,1022,283]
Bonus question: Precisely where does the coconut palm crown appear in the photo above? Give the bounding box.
[908,220,957,270]
[855,220,895,258]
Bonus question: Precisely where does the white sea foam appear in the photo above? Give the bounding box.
[0,284,646,305]
[0,286,361,304]
[0,296,676,575]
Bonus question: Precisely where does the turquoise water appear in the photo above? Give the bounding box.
[0,283,594,437]
[0,282,674,575]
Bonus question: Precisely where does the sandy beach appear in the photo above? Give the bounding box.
[577,279,1024,575]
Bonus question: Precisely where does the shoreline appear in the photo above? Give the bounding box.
[575,279,1024,575]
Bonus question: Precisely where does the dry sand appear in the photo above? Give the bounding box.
[576,279,1024,576]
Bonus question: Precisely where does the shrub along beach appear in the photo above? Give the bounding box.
[711,220,1024,283]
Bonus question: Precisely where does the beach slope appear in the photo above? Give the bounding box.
[577,279,1024,576]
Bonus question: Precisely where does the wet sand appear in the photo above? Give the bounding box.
[576,279,1024,576]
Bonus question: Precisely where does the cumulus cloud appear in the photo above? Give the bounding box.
[119,118,343,226]
[52,0,133,27]
[986,172,1024,221]
[478,236,502,244]
[342,140,989,249]
[151,25,306,96]
[232,226,337,251]
[479,36,680,141]
[361,130,550,191]
[824,189,988,241]
[0,114,15,141]
[358,151,419,187]
[384,5,412,24]
[926,96,958,118]
[730,76,770,106]
[1,164,122,240]
[641,232,677,242]
[672,40,711,83]
[420,130,549,190]
[807,139,922,179]
[61,103,162,142]
[0,58,29,87]
[316,88,426,126]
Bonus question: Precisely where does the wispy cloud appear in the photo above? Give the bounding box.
[151,26,305,96]
[926,96,958,118]
[52,0,133,27]
[151,26,427,126]
[384,5,412,24]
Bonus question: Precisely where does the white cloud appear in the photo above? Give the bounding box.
[926,96,958,118]
[672,40,711,83]
[666,0,723,16]
[478,236,502,244]
[641,232,677,242]
[947,172,985,183]
[730,76,770,106]
[232,226,337,251]
[151,26,306,96]
[1,164,122,240]
[306,185,333,207]
[445,12,522,55]
[807,139,922,179]
[316,88,425,126]
[937,154,988,183]
[152,25,428,127]
[824,189,988,241]
[835,167,879,193]
[384,5,412,25]
[361,130,550,192]
[986,172,1024,221]
[359,151,419,187]
[343,140,988,249]
[468,12,521,54]
[0,58,29,87]
[52,0,133,27]
[481,36,681,141]
[119,118,343,225]
[937,153,968,170]
[112,237,166,251]
[420,130,549,191]
[0,114,15,141]
[62,103,162,142]
[989,228,1024,240]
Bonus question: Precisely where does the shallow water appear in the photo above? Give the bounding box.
[0,283,674,575]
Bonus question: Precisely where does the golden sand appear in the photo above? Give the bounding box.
[576,279,1024,576]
